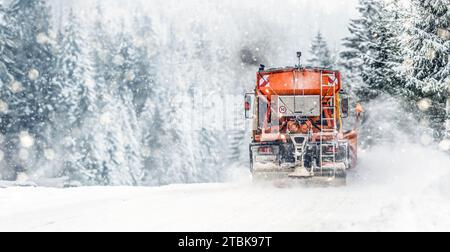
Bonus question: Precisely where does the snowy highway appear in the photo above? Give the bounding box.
[1,143,450,232]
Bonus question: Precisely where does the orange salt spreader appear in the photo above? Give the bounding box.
[244,52,363,186]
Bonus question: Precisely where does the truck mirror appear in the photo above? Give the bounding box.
[341,97,349,118]
[245,93,255,119]
[355,103,364,114]
[355,103,364,129]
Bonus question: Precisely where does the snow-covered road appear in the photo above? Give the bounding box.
[1,143,450,232]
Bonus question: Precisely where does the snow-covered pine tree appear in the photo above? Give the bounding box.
[0,4,16,86]
[362,0,404,100]
[188,21,224,182]
[67,3,115,185]
[8,0,58,130]
[129,14,158,116]
[140,87,201,186]
[78,5,142,186]
[403,0,450,136]
[54,9,89,129]
[49,8,100,182]
[96,96,141,186]
[339,0,382,101]
[208,20,247,170]
[140,23,197,186]
[139,91,170,186]
[90,3,113,99]
[109,22,144,185]
[0,3,19,180]
[6,0,58,177]
[446,96,450,138]
[308,31,334,69]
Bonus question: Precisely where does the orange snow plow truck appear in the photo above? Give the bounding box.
[245,53,362,186]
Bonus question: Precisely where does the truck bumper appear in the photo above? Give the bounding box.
[250,142,348,186]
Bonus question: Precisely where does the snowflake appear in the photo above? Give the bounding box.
[142,146,151,158]
[36,33,49,44]
[425,48,436,60]
[44,149,56,161]
[0,150,4,162]
[437,28,450,41]
[63,137,75,147]
[0,134,4,144]
[48,31,57,40]
[403,58,413,66]
[9,80,23,93]
[439,139,450,152]
[403,34,412,43]
[126,71,136,81]
[402,58,414,72]
[132,37,145,48]
[417,98,432,112]
[19,131,35,149]
[100,112,113,126]
[0,100,8,114]
[28,69,40,81]
[84,78,95,89]
[420,133,433,146]
[113,55,125,66]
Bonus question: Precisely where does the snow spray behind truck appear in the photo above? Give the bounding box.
[245,52,363,185]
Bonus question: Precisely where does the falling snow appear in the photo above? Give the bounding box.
[417,98,432,112]
[36,32,49,44]
[437,28,450,40]
[84,79,95,88]
[28,69,40,81]
[44,149,56,161]
[0,100,8,114]
[99,112,113,126]
[19,132,34,149]
[439,139,450,151]
[420,133,434,146]
[0,0,449,233]
[9,80,23,93]
[0,0,448,196]
[425,48,437,60]
[113,55,125,66]
[126,71,136,82]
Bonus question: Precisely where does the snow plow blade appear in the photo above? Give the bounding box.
[253,167,347,187]
[253,172,347,187]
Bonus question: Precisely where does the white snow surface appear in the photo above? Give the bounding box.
[1,142,450,232]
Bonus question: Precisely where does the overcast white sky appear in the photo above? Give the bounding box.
[2,0,360,66]
[53,0,359,64]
